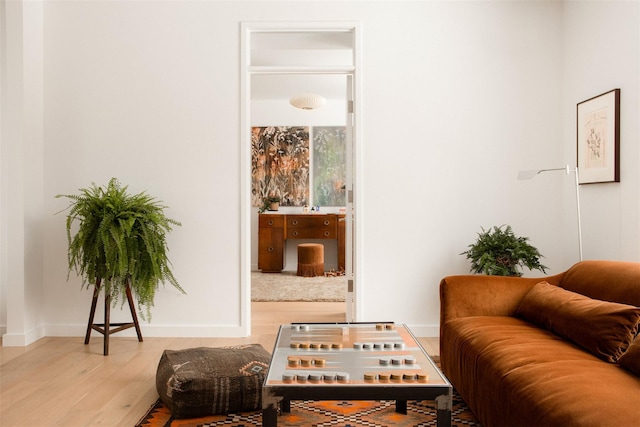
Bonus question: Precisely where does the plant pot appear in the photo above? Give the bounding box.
[268,202,280,211]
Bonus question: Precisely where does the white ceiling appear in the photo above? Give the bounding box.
[250,30,353,102]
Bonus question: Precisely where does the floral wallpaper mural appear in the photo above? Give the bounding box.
[251,126,310,207]
[313,127,346,206]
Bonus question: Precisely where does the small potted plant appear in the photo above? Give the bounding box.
[461,225,548,277]
[258,195,281,213]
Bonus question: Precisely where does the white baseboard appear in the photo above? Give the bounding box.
[3,323,440,346]
[2,325,46,347]
[44,324,249,338]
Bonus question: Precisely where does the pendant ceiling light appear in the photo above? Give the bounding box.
[289,93,327,110]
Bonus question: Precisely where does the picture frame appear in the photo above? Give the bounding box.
[576,88,620,184]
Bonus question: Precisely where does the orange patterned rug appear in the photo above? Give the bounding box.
[136,394,481,427]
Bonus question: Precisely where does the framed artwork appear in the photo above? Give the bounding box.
[576,89,620,184]
[251,126,309,207]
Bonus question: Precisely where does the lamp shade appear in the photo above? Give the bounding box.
[289,93,327,110]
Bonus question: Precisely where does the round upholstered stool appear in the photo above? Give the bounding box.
[297,243,324,277]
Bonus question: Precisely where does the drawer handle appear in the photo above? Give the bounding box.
[324,231,330,237]
[323,220,330,226]
[292,220,298,225]
[268,220,274,226]
[292,231,299,237]
[268,247,274,253]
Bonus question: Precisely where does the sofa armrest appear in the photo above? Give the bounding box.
[439,273,564,329]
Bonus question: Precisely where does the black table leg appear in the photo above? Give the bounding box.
[395,400,407,414]
[262,405,278,427]
[436,390,453,427]
[437,407,452,427]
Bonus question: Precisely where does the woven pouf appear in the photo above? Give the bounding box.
[297,243,324,277]
[155,344,271,418]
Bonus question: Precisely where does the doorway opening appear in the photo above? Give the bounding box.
[240,23,362,335]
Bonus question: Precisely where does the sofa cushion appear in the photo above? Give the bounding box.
[516,281,640,363]
[441,316,640,427]
[559,260,640,307]
[619,335,640,376]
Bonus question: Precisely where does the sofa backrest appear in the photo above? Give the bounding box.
[559,260,640,307]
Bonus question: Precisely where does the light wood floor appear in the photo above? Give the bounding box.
[0,302,439,427]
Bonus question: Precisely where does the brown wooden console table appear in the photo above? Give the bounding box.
[258,213,345,273]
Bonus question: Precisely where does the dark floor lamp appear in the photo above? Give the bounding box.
[517,165,583,261]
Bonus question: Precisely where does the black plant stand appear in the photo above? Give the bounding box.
[85,278,143,355]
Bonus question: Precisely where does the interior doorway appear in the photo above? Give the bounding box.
[240,23,361,335]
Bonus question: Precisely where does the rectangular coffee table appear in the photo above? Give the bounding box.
[262,322,452,427]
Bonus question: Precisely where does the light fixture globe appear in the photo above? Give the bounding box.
[289,93,327,110]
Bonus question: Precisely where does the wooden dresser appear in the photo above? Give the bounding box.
[258,213,346,273]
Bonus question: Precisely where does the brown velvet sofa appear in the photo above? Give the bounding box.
[440,260,640,427]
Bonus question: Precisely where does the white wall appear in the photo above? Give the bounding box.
[1,1,638,344]
[562,1,640,262]
[357,1,569,334]
[42,0,246,337]
[1,0,45,345]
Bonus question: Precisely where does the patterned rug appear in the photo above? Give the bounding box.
[136,393,480,427]
[251,271,346,302]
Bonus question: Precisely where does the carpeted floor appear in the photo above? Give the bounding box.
[136,394,481,427]
[251,271,346,302]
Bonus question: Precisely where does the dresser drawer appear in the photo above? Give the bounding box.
[286,215,337,239]
[259,214,284,228]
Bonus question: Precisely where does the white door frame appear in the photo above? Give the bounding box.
[240,22,363,335]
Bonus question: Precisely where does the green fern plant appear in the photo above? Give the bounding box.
[56,178,184,320]
[461,225,548,277]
